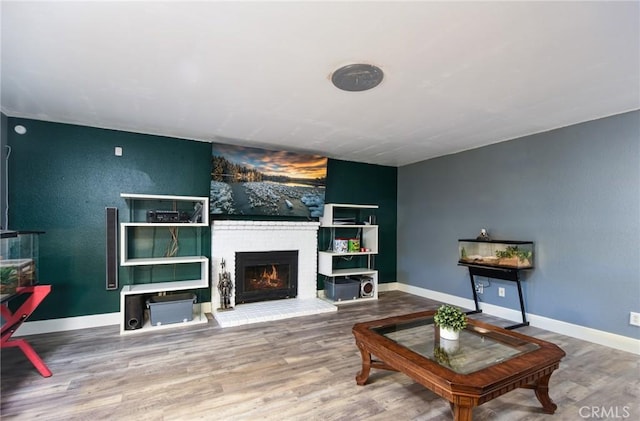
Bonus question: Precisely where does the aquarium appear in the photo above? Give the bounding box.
[458,239,534,269]
[1,231,42,299]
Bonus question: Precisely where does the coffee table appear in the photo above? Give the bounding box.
[352,310,565,421]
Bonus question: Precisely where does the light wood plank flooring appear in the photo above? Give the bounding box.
[2,291,639,420]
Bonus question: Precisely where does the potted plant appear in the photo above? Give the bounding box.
[434,304,467,340]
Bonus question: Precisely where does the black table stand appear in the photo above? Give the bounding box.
[462,264,530,330]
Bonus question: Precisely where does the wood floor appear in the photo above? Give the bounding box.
[2,291,639,420]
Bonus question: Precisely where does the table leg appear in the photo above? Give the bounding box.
[450,402,473,421]
[533,373,557,414]
[1,286,53,378]
[2,339,52,377]
[355,341,372,385]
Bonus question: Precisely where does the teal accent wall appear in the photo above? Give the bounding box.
[6,117,398,321]
[398,111,640,339]
[6,118,212,320]
[323,159,397,287]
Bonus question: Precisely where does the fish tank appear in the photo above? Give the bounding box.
[1,231,42,300]
[458,239,534,269]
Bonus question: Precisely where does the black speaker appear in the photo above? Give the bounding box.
[106,207,118,290]
[124,295,144,330]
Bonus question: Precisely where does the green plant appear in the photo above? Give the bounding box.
[495,246,531,262]
[433,304,467,332]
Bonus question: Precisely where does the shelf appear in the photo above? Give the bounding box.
[121,279,208,295]
[320,203,378,227]
[121,193,207,202]
[319,251,376,257]
[323,268,377,277]
[318,203,379,304]
[320,295,377,306]
[120,193,209,225]
[121,255,208,267]
[321,203,378,209]
[122,222,208,227]
[119,192,210,335]
[321,224,375,228]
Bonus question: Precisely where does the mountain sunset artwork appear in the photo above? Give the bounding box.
[210,143,327,218]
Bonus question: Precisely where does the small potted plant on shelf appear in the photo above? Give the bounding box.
[434,304,468,340]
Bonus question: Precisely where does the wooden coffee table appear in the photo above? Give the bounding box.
[352,310,565,420]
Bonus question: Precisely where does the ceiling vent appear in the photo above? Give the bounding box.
[331,64,384,92]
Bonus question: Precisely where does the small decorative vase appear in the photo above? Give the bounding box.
[440,327,460,341]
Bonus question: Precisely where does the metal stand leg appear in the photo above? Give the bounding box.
[467,270,482,315]
[506,278,530,330]
[463,265,529,330]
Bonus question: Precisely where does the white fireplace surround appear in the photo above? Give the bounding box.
[211,220,336,326]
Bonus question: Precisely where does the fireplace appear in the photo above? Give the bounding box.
[235,250,298,304]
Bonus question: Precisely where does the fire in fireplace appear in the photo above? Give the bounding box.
[235,250,298,304]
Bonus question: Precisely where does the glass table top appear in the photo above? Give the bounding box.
[373,316,540,374]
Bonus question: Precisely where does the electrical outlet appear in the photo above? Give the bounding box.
[630,312,640,327]
[475,283,483,294]
[498,287,506,298]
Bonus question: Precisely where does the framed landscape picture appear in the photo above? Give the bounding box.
[210,143,327,218]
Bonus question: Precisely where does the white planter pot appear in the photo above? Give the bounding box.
[439,327,460,341]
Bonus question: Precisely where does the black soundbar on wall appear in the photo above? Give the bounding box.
[106,207,118,290]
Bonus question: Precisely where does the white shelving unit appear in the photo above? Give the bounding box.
[119,193,210,334]
[318,203,379,304]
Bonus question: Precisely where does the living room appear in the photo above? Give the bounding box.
[1,1,639,420]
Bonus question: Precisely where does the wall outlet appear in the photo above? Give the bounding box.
[630,312,640,327]
[498,287,506,298]
[475,283,483,294]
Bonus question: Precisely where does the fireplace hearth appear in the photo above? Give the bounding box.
[235,250,298,304]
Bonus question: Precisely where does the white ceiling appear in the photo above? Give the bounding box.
[2,1,639,167]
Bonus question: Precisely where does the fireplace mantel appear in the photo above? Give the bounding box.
[212,220,320,231]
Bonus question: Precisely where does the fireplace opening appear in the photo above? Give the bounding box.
[235,250,298,304]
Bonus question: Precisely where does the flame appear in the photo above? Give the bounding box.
[247,264,285,290]
[260,265,281,286]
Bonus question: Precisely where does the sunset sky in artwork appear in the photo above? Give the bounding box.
[211,144,327,179]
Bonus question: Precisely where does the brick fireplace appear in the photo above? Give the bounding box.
[211,220,336,327]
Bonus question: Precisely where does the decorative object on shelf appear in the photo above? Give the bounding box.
[476,228,491,241]
[434,304,468,340]
[495,246,532,267]
[457,239,534,269]
[217,259,233,311]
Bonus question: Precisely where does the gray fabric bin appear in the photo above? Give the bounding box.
[146,293,196,326]
[325,278,360,301]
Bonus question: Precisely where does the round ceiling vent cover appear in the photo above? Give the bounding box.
[331,64,384,92]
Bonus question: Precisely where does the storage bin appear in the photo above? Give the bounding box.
[333,238,348,253]
[146,293,196,326]
[325,277,360,301]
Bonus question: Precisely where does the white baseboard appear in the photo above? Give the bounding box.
[391,282,640,355]
[13,312,121,337]
[13,301,214,337]
[13,285,640,356]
